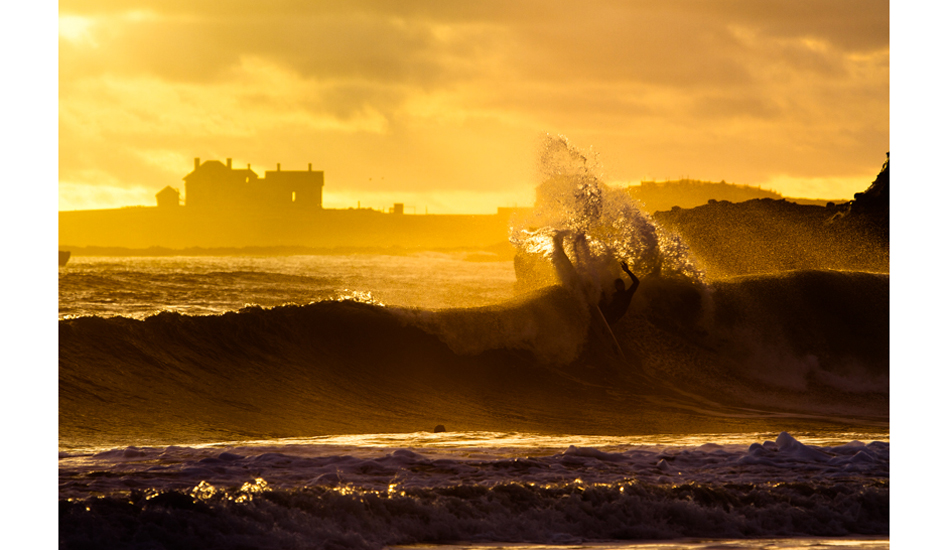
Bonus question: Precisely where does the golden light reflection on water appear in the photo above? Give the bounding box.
[60,429,889,458]
[60,430,889,458]
[165,430,889,459]
[185,477,271,504]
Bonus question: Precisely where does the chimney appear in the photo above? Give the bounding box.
[226,158,232,169]
[277,163,281,171]
[308,163,312,172]
[194,158,200,170]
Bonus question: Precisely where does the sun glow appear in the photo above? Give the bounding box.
[59,15,97,45]
[59,181,156,211]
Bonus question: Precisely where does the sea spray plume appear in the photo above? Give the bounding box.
[534,135,606,232]
[510,135,706,300]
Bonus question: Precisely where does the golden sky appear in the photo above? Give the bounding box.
[59,0,889,213]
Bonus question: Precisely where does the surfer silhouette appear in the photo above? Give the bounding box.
[550,230,639,325]
[598,261,639,325]
[547,230,632,357]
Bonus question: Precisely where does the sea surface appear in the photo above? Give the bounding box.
[58,138,888,549]
[58,253,518,321]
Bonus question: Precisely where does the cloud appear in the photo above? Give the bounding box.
[700,0,889,52]
[61,1,886,89]
[60,4,504,87]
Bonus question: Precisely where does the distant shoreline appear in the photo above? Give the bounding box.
[60,191,884,277]
[60,242,518,260]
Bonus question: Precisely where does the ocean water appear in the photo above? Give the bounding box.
[58,252,518,320]
[58,137,888,549]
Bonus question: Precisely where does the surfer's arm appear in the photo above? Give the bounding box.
[550,231,581,289]
[620,261,636,280]
[621,261,640,293]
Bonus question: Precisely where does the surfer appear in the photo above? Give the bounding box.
[550,230,639,324]
[598,261,639,324]
[548,230,632,357]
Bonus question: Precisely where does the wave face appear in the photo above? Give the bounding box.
[60,267,888,449]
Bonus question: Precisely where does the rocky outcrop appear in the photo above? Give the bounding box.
[653,154,889,278]
[829,153,889,239]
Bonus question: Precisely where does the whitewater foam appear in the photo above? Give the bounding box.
[59,432,889,549]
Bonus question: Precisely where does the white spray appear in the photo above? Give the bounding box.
[509,134,706,303]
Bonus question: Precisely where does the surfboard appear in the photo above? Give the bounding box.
[591,304,626,361]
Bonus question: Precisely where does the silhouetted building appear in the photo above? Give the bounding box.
[155,186,181,208]
[262,163,324,209]
[183,158,323,210]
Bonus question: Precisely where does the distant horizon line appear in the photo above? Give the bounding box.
[57,204,534,215]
